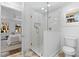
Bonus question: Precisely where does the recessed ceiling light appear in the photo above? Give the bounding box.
[48,4,51,7]
[41,8,44,10]
[45,9,47,12]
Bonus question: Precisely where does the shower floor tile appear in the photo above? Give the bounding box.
[8,49,64,57]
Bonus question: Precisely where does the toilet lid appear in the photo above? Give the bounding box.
[63,46,75,53]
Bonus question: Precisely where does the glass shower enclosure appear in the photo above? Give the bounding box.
[22,2,62,57]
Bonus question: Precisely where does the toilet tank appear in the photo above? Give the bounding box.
[64,37,77,48]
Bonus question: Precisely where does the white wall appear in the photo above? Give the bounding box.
[43,8,62,56]
[22,3,33,56]
[43,31,61,56]
[60,2,79,56]
[1,2,23,11]
[48,8,64,48]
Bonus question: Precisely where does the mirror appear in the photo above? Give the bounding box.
[1,22,9,33]
[66,10,79,23]
[15,24,22,33]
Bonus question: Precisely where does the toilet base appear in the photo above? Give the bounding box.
[65,54,73,57]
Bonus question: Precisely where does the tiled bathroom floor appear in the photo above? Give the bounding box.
[57,50,65,57]
[8,49,64,57]
[8,52,22,57]
[25,49,39,57]
[8,49,39,57]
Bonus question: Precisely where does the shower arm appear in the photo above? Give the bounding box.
[47,2,49,31]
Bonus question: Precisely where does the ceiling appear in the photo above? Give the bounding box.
[24,2,71,14]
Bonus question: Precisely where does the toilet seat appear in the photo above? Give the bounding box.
[63,46,75,55]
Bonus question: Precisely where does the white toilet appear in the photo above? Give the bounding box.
[63,37,77,57]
